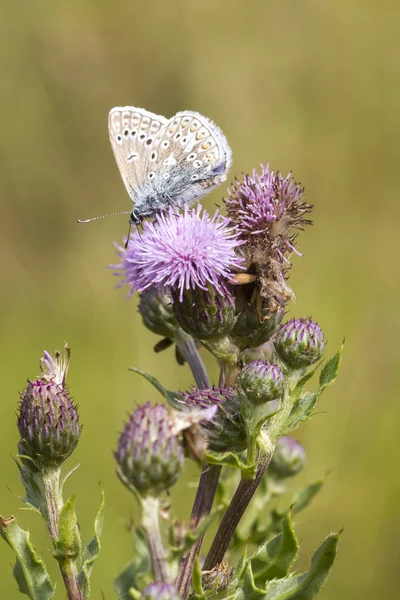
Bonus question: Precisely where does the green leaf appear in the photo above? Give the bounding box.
[0,515,55,599]
[292,480,324,515]
[241,562,267,598]
[284,392,318,432]
[78,489,105,599]
[128,367,181,409]
[319,343,344,393]
[113,561,141,599]
[53,494,81,563]
[251,513,299,586]
[192,556,204,596]
[263,532,340,599]
[205,451,256,479]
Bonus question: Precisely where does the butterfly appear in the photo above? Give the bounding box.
[108,106,232,225]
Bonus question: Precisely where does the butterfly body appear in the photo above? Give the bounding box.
[108,107,232,224]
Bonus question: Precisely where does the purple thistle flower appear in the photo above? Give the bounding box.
[224,164,312,310]
[274,317,325,368]
[270,436,306,478]
[113,205,244,301]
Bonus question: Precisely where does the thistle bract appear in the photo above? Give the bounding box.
[179,387,246,453]
[172,281,236,340]
[275,317,325,368]
[239,361,284,405]
[269,436,306,478]
[138,287,178,339]
[141,583,180,600]
[17,348,80,471]
[115,402,184,497]
[232,302,284,349]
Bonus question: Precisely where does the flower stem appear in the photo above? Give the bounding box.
[175,330,210,389]
[38,468,83,600]
[176,357,239,599]
[142,496,169,583]
[203,453,272,571]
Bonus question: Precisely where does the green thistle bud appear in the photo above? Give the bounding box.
[138,287,178,339]
[232,303,284,350]
[17,347,81,471]
[115,402,184,497]
[239,361,284,405]
[269,436,306,478]
[275,317,325,368]
[171,282,236,341]
[179,388,247,453]
[141,583,180,600]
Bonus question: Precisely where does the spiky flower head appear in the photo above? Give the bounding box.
[269,436,306,478]
[115,402,217,496]
[178,387,246,453]
[225,164,312,310]
[274,317,325,368]
[239,360,284,405]
[113,205,244,302]
[171,281,236,340]
[141,583,180,600]
[17,346,81,471]
[115,402,184,497]
[231,300,284,350]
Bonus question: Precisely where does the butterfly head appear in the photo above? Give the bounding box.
[129,210,142,225]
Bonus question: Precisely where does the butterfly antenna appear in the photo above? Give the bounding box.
[77,211,131,223]
[124,221,133,249]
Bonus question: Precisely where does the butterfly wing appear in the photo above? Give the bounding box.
[108,106,168,202]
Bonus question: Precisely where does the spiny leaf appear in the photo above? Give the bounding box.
[78,489,105,599]
[292,480,324,514]
[0,515,55,600]
[263,532,340,599]
[53,494,81,563]
[128,367,181,409]
[251,513,299,585]
[319,343,344,393]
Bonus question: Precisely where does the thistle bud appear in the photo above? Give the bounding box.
[138,287,178,339]
[179,388,246,453]
[17,347,81,471]
[269,436,306,478]
[239,361,284,405]
[232,304,284,350]
[115,403,184,497]
[141,583,180,600]
[274,317,325,368]
[171,282,236,341]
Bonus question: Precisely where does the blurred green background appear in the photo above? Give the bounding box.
[1,0,399,598]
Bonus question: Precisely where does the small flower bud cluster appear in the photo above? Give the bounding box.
[17,348,81,471]
[275,317,325,368]
[115,402,184,497]
[239,360,284,405]
[179,388,246,453]
[269,436,306,478]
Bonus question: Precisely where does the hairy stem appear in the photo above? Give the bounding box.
[38,469,83,600]
[142,496,170,583]
[176,357,239,598]
[175,330,210,389]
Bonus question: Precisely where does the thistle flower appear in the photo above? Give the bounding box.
[113,205,244,301]
[178,387,246,453]
[274,317,325,368]
[269,436,306,478]
[138,287,179,339]
[17,346,81,471]
[239,361,284,405]
[115,402,185,497]
[225,164,312,310]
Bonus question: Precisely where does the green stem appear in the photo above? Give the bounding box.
[38,469,83,600]
[176,358,239,599]
[142,496,169,583]
[175,330,210,389]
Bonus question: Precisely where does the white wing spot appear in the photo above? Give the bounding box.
[163,172,170,179]
[150,151,157,161]
[162,140,170,149]
[116,134,122,144]
[148,172,155,179]
[191,174,199,180]
[131,129,137,136]
[187,153,196,161]
[193,159,202,168]
[127,152,139,162]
